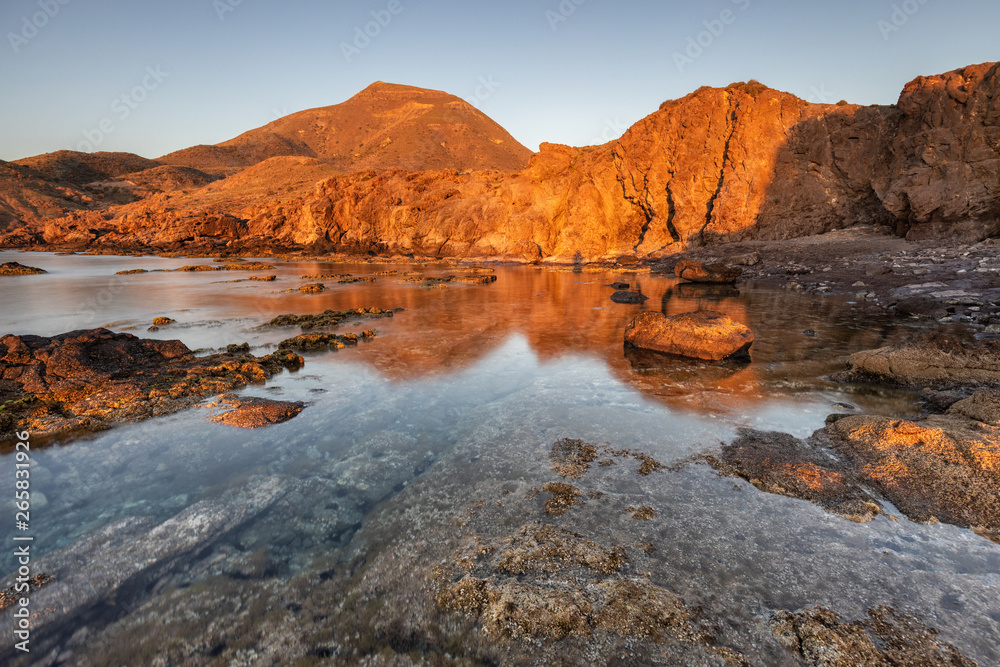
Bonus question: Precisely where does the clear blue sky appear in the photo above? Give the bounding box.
[2,0,998,160]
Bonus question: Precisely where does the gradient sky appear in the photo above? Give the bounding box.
[2,0,998,161]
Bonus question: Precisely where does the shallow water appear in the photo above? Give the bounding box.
[1,251,996,665]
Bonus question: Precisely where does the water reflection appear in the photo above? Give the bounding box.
[0,251,927,422]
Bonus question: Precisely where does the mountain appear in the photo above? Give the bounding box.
[0,151,218,237]
[158,82,533,174]
[8,64,1000,258]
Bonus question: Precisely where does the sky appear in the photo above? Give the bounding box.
[1,0,998,161]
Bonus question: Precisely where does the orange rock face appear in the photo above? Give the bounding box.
[6,64,1000,257]
[623,310,754,361]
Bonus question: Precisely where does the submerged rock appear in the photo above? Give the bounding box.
[277,330,376,352]
[624,310,754,361]
[610,290,648,303]
[208,394,305,428]
[0,328,303,439]
[0,477,288,660]
[770,606,977,667]
[834,332,1000,388]
[715,430,883,523]
[437,523,718,646]
[0,261,45,275]
[674,260,742,284]
[263,307,396,330]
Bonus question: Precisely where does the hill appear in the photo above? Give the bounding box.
[157,82,533,174]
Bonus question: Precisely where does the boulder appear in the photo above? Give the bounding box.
[610,290,648,304]
[623,310,754,361]
[673,260,742,284]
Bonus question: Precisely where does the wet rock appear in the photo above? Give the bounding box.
[895,296,949,319]
[550,438,599,479]
[263,307,396,330]
[834,332,1000,388]
[627,505,657,520]
[770,606,977,667]
[0,328,303,439]
[298,282,325,293]
[674,260,742,284]
[541,482,586,516]
[606,281,630,290]
[402,274,497,286]
[610,290,648,303]
[0,261,45,275]
[713,429,883,523]
[277,330,375,352]
[624,310,754,361]
[947,389,1000,424]
[151,316,175,325]
[249,274,276,281]
[825,414,1000,541]
[175,262,274,272]
[115,268,147,275]
[208,394,305,428]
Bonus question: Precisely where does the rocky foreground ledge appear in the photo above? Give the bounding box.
[712,332,1000,544]
[0,329,304,440]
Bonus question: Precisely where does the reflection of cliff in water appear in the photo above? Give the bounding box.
[312,266,923,416]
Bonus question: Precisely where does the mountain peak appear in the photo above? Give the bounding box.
[159,82,530,174]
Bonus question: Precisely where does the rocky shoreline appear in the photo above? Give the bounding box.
[1,249,998,665]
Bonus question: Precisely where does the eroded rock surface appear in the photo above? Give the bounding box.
[770,606,977,667]
[714,396,1000,542]
[208,394,305,428]
[835,333,1000,388]
[12,63,1000,259]
[0,328,303,439]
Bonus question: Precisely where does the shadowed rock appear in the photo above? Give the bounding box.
[624,310,754,361]
[610,290,648,304]
[834,333,1000,388]
[674,260,742,284]
[0,261,45,275]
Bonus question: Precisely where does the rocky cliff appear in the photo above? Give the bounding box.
[6,63,999,259]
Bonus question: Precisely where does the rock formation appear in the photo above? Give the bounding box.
[4,63,1000,258]
[624,310,755,361]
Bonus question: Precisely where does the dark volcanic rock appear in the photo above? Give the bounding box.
[674,260,742,284]
[0,328,303,439]
[624,310,754,361]
[209,395,304,428]
[834,332,1000,388]
[610,290,648,304]
[0,261,45,275]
